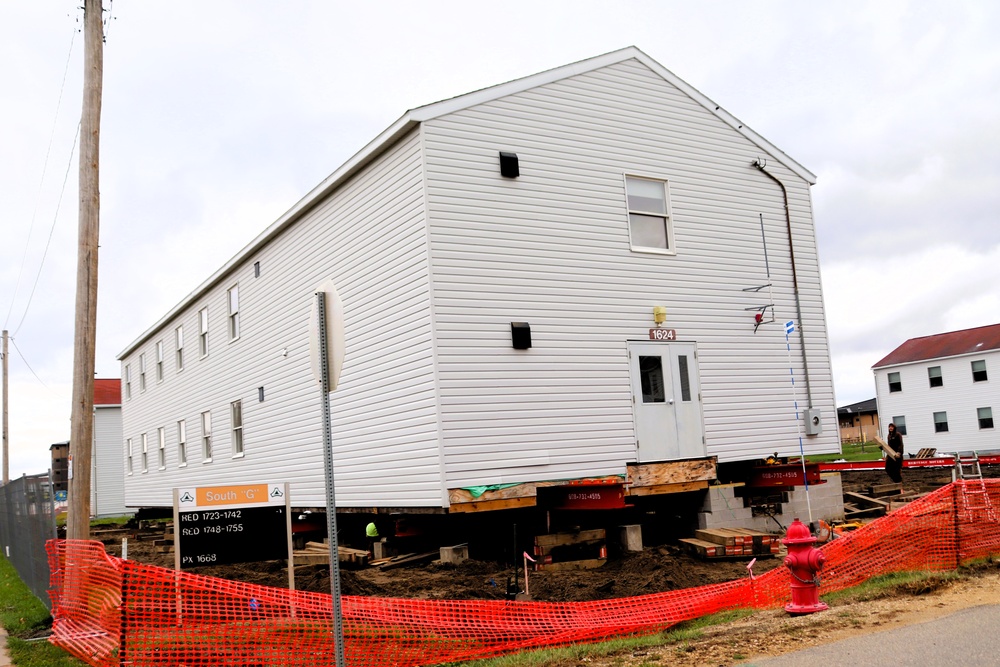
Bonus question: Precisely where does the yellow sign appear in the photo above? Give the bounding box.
[195,484,269,507]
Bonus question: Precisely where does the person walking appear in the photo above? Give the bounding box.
[884,422,904,485]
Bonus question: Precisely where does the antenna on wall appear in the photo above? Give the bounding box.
[743,213,775,333]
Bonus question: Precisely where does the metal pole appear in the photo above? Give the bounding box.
[317,292,346,667]
[2,329,9,485]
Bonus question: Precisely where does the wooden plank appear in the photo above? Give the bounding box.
[915,448,937,459]
[447,496,537,513]
[379,551,439,571]
[626,457,717,487]
[844,491,890,509]
[534,529,606,549]
[694,529,738,546]
[534,558,606,572]
[678,538,721,558]
[626,480,709,497]
[873,435,900,460]
[869,483,902,497]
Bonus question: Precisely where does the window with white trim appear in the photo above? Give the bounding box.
[231,400,244,456]
[891,416,907,436]
[124,365,132,399]
[156,341,164,382]
[176,326,185,371]
[228,284,240,340]
[139,354,146,392]
[933,411,949,433]
[158,427,166,469]
[199,308,209,357]
[201,411,213,461]
[141,432,148,473]
[177,420,187,467]
[979,407,994,429]
[625,175,674,252]
[126,438,133,475]
[972,360,988,382]
[928,366,943,388]
[888,372,902,393]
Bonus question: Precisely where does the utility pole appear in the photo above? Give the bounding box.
[67,0,103,541]
[2,329,8,485]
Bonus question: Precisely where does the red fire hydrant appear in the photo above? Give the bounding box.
[782,518,828,615]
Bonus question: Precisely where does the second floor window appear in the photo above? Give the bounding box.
[199,308,209,357]
[139,354,146,392]
[124,365,131,399]
[888,372,902,393]
[625,175,673,252]
[176,326,185,371]
[228,284,240,340]
[972,360,988,382]
[156,341,164,382]
[928,366,943,388]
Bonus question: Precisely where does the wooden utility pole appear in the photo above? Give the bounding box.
[2,329,8,485]
[67,0,104,541]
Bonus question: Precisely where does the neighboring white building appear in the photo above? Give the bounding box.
[118,47,839,512]
[91,379,128,518]
[873,323,1000,454]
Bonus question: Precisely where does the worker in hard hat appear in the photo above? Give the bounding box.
[365,521,379,557]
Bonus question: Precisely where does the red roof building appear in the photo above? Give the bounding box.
[873,323,1000,368]
[94,378,122,406]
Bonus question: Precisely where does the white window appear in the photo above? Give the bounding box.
[973,360,988,382]
[891,416,907,436]
[979,407,994,430]
[158,427,166,469]
[126,438,133,475]
[141,432,148,473]
[231,400,244,456]
[933,411,949,433]
[176,326,185,372]
[139,353,146,392]
[625,175,674,252]
[228,284,240,340]
[888,372,902,393]
[199,308,209,357]
[177,420,187,467]
[124,365,131,399]
[156,341,164,382]
[201,411,213,461]
[928,366,943,388]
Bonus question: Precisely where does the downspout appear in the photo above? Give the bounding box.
[752,159,813,407]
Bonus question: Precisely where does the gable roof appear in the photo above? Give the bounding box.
[872,323,1000,369]
[119,46,815,359]
[94,378,122,406]
[837,397,877,415]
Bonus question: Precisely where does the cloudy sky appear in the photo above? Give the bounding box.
[2,1,998,478]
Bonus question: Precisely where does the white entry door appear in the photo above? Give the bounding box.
[628,341,706,462]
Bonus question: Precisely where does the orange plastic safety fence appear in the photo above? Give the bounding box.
[47,480,1000,667]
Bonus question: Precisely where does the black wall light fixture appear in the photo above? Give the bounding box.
[499,151,519,178]
[511,322,531,349]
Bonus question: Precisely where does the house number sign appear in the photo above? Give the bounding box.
[648,328,677,341]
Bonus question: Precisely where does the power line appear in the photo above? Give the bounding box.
[9,337,48,390]
[3,15,81,331]
[12,120,82,338]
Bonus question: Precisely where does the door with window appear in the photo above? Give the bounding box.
[628,342,706,462]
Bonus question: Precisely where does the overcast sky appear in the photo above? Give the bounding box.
[2,1,998,478]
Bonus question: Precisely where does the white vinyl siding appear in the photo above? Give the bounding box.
[423,58,837,483]
[120,131,436,507]
[875,349,1000,452]
[90,405,126,517]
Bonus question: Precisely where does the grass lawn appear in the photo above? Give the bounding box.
[0,553,85,666]
[805,440,884,463]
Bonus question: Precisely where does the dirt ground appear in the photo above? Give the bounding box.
[93,467,998,664]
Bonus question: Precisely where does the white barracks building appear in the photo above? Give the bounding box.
[118,47,840,514]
